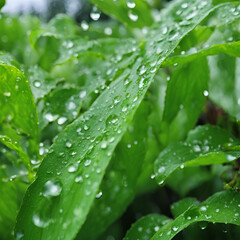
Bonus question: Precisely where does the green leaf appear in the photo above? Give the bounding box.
[171,197,199,218]
[162,57,208,143]
[26,65,63,101]
[89,0,153,28]
[209,54,240,120]
[124,214,171,240]
[0,63,39,154]
[151,190,240,240]
[154,125,240,185]
[166,167,213,197]
[16,1,240,239]
[77,100,149,240]
[0,168,27,240]
[0,14,40,65]
[0,0,5,10]
[0,135,30,171]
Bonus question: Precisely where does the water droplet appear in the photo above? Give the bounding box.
[227,154,236,161]
[81,20,89,31]
[193,145,201,152]
[96,191,103,199]
[3,92,11,97]
[32,214,51,228]
[126,0,135,9]
[101,141,108,149]
[68,164,78,173]
[84,125,89,130]
[122,106,128,112]
[33,80,41,88]
[154,226,160,232]
[58,117,67,125]
[203,90,209,96]
[172,227,178,232]
[139,65,146,75]
[75,175,83,183]
[200,206,207,212]
[181,3,188,8]
[43,180,62,197]
[79,91,87,98]
[66,141,72,148]
[84,159,92,166]
[128,10,138,21]
[90,6,101,21]
[158,166,166,174]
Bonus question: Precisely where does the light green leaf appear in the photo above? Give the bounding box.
[154,125,240,185]
[124,214,171,240]
[151,190,240,240]
[89,0,153,28]
[0,63,39,153]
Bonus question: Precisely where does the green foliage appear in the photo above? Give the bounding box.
[0,0,240,240]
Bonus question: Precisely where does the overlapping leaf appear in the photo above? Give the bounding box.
[151,190,240,240]
[154,125,240,185]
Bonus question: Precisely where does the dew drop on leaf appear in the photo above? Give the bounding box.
[43,180,62,197]
[128,10,138,21]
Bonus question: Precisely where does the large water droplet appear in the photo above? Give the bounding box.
[90,6,101,21]
[32,214,51,228]
[126,0,135,9]
[43,180,62,197]
[128,10,138,21]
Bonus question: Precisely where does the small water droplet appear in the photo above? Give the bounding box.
[58,117,67,125]
[101,141,108,149]
[84,159,92,166]
[33,80,41,88]
[81,20,89,31]
[79,91,87,98]
[96,191,103,199]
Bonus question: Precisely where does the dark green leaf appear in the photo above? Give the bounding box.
[124,214,171,240]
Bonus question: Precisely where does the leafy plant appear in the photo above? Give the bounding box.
[0,0,240,239]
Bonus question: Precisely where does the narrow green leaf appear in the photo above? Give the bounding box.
[151,190,240,240]
[154,125,240,185]
[124,214,171,240]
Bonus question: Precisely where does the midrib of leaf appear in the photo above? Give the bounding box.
[15,1,240,240]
